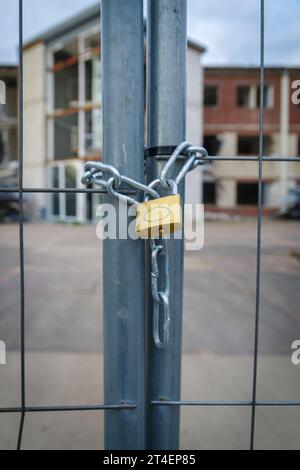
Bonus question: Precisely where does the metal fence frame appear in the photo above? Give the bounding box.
[0,0,300,451]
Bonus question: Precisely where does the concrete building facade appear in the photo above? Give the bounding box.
[203,66,300,214]
[22,5,205,221]
[0,66,18,185]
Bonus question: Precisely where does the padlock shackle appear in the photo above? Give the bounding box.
[144,179,178,202]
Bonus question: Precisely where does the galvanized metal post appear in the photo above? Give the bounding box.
[101,0,145,450]
[146,0,187,450]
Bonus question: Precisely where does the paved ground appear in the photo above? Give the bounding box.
[0,219,300,449]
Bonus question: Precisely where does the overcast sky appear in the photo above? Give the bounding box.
[0,0,299,66]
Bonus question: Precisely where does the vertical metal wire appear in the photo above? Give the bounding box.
[16,0,26,451]
[250,0,265,451]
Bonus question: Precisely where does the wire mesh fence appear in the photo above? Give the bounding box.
[0,0,299,450]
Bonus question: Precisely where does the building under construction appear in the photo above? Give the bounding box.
[22,4,205,221]
[203,66,300,214]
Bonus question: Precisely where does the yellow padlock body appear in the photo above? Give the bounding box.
[135,194,182,238]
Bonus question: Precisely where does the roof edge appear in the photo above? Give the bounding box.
[23,3,206,54]
[187,39,206,54]
[23,3,100,48]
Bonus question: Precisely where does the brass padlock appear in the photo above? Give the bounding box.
[135,193,182,238]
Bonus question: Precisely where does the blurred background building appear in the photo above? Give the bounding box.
[0,66,18,185]
[1,5,300,221]
[0,66,19,221]
[22,4,205,221]
[203,66,300,214]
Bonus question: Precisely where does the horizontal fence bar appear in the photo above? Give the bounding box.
[151,156,300,162]
[208,156,300,162]
[0,188,136,194]
[151,400,252,406]
[0,157,298,193]
[256,401,300,406]
[151,400,300,407]
[1,399,299,414]
[2,399,299,414]
[0,403,137,413]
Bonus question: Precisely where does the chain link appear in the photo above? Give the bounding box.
[160,141,209,190]
[81,161,160,206]
[82,142,208,349]
[150,238,170,348]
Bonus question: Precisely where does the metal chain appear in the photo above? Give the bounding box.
[147,142,208,347]
[82,142,209,349]
[150,238,170,348]
[82,161,160,206]
[160,141,209,190]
